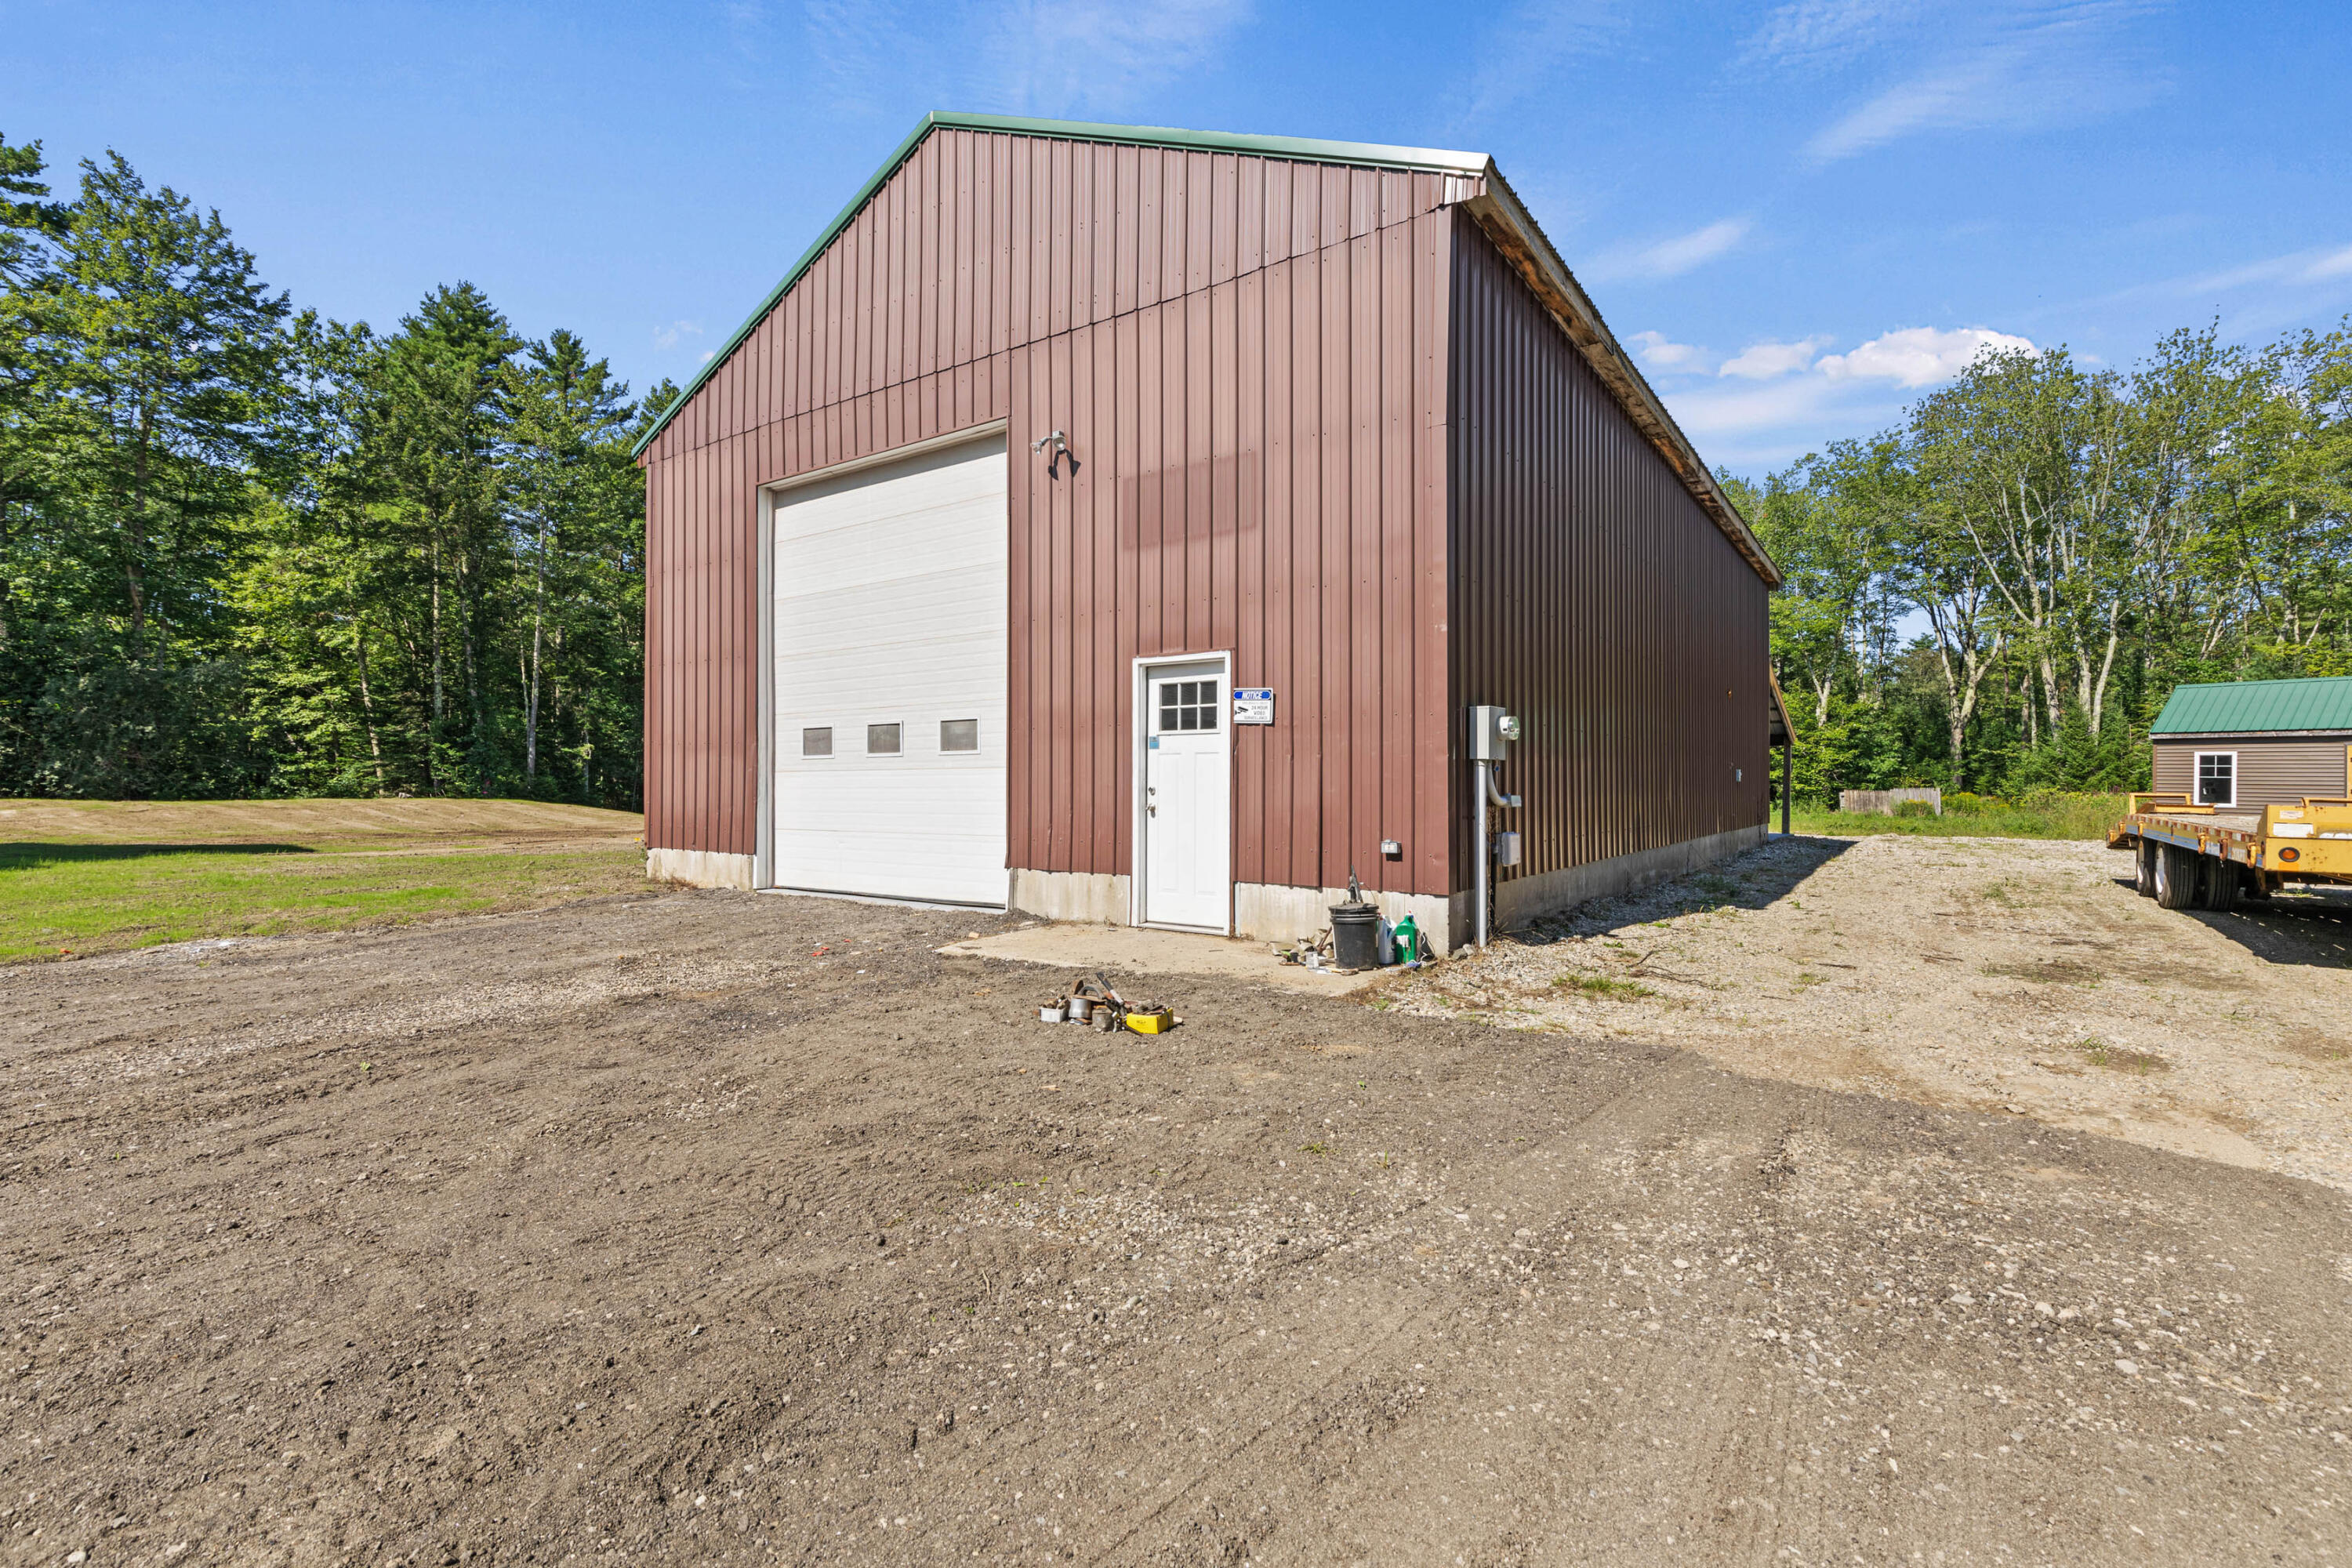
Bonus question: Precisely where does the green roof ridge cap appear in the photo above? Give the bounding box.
[631,112,1494,457]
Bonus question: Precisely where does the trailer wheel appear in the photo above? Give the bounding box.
[2198,859,2241,914]
[2134,840,2158,898]
[2154,844,2198,909]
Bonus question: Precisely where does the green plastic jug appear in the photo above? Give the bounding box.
[1392,915,1421,965]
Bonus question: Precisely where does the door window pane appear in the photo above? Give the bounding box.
[801,727,832,757]
[1156,678,1219,733]
[867,723,902,756]
[941,718,978,753]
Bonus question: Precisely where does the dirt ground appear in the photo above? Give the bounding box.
[1389,834,2352,1195]
[6,868,2351,1566]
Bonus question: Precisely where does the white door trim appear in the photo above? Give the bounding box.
[1131,649,1234,935]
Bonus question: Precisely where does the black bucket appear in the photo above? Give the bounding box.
[1329,902,1381,970]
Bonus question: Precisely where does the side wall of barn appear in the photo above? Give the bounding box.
[1446,212,1773,924]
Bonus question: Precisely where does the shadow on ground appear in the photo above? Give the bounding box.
[2207,889,2352,970]
[1501,833,1855,945]
[0,841,314,869]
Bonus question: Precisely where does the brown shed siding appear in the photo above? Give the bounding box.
[643,125,1465,877]
[1446,213,1769,882]
[2152,736,2352,808]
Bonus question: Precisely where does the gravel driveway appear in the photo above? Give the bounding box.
[5,870,2348,1565]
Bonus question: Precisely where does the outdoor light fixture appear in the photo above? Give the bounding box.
[1032,429,1073,477]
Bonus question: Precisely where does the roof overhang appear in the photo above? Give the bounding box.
[633,111,1780,589]
[2152,729,2352,742]
[1768,673,1794,746]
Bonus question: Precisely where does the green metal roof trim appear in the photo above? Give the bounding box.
[630,113,1488,458]
[2150,675,2352,735]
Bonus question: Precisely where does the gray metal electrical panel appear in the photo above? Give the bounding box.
[1468,705,1520,760]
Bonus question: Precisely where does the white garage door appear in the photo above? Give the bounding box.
[771,434,1007,906]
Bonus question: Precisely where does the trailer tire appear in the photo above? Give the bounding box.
[2198,859,2241,913]
[2135,840,2158,898]
[2154,844,2198,909]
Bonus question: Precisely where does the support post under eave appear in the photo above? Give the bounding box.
[1780,741,1791,837]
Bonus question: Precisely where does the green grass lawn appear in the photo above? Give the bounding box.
[1787,793,2132,841]
[1,800,645,962]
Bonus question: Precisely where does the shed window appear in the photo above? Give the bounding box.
[940,718,978,753]
[867,723,902,756]
[2194,750,2236,808]
[801,727,832,757]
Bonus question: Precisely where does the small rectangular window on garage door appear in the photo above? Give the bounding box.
[941,718,978,753]
[867,723,901,756]
[801,727,832,757]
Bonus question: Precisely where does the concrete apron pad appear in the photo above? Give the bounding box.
[937,923,1378,996]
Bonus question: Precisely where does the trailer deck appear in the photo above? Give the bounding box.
[2110,792,2352,910]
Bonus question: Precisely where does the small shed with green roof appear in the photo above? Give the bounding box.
[2150,676,2352,809]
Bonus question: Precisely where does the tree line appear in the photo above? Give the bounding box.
[0,133,673,805]
[1730,322,2352,804]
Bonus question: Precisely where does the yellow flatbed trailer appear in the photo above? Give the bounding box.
[2108,793,2352,910]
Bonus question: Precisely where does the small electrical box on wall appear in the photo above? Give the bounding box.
[1494,830,1523,866]
[1468,705,1520,760]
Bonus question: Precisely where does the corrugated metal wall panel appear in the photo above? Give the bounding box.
[989,208,1454,897]
[2152,738,2352,807]
[1447,212,1769,884]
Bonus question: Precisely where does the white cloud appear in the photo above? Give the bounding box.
[1740,0,1915,71]
[1460,0,1626,122]
[1585,217,1754,283]
[981,0,1254,114]
[1718,336,1832,379]
[801,0,1251,116]
[1817,325,2034,387]
[1671,374,1860,438]
[1628,329,1710,372]
[2176,242,2352,294]
[1654,323,2036,466]
[1753,1,2169,162]
[654,320,704,351]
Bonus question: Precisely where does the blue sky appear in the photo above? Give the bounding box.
[9,0,2348,473]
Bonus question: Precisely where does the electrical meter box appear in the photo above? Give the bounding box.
[1468,705,1520,760]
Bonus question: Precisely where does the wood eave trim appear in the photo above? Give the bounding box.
[1456,173,1782,590]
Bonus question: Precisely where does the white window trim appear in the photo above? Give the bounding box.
[2193,749,2238,809]
[1129,649,1235,935]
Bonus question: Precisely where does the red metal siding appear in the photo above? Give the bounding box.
[643,127,1458,880]
[1000,209,1454,898]
[1446,212,1772,884]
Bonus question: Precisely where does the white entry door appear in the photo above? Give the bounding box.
[770,432,1007,906]
[1140,659,1230,931]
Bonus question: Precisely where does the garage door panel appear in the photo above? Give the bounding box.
[771,434,1008,906]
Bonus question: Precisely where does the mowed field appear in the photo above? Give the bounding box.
[3,815,2349,1565]
[0,799,646,962]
